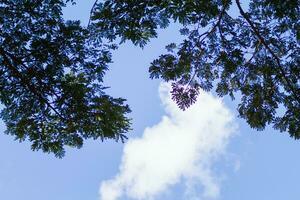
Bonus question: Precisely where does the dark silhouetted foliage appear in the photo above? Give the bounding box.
[0,0,131,157]
[1,0,300,157]
[91,0,300,138]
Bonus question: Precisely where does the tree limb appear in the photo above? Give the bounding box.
[235,0,300,104]
[0,47,66,120]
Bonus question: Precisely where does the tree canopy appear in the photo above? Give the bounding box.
[0,0,299,157]
[0,0,131,157]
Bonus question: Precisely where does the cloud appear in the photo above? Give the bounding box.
[99,83,237,200]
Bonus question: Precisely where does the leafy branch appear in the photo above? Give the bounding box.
[235,0,300,104]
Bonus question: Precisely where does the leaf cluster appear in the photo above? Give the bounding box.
[0,0,131,157]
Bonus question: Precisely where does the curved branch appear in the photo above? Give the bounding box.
[88,0,99,28]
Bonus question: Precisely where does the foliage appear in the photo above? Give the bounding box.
[0,0,131,157]
[1,0,299,157]
[91,0,300,138]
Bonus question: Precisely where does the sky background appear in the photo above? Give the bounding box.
[1,1,300,200]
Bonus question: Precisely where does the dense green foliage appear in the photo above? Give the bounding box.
[91,0,300,137]
[0,0,131,157]
[0,0,299,157]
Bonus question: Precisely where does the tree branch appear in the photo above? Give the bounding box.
[197,4,227,45]
[0,47,66,120]
[235,0,300,104]
[185,2,228,90]
[87,0,99,28]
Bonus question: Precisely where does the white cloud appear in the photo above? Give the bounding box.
[99,83,237,200]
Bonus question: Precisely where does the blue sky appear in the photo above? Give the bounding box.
[1,1,300,200]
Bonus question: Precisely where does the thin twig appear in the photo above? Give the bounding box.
[88,0,99,28]
[185,2,228,90]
